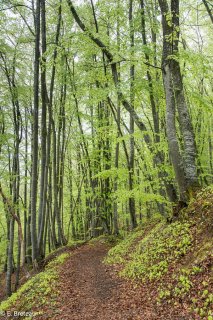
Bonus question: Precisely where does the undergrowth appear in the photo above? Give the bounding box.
[157,255,213,319]
[104,187,213,319]
[0,253,69,318]
[105,220,192,281]
[122,221,192,280]
[104,230,145,264]
[104,218,162,265]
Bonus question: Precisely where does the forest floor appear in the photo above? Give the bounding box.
[23,242,195,320]
[0,239,212,319]
[0,188,212,319]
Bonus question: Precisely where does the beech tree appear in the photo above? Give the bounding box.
[158,0,199,202]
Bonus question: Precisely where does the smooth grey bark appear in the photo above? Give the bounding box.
[101,101,112,234]
[158,0,199,200]
[67,158,76,239]
[38,0,48,256]
[24,107,28,262]
[140,0,160,139]
[13,129,21,290]
[171,60,198,190]
[47,0,62,249]
[163,64,187,198]
[113,105,120,235]
[31,0,40,264]
[57,81,67,236]
[112,0,121,236]
[140,0,177,205]
[52,120,67,246]
[128,0,137,229]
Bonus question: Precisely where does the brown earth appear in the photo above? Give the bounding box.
[31,243,195,320]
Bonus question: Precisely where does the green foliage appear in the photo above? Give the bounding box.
[174,274,192,296]
[104,188,213,318]
[0,211,7,270]
[0,253,69,313]
[192,290,213,318]
[104,230,144,264]
[122,221,192,280]
[191,265,203,275]
[105,221,192,281]
[157,262,213,319]
[0,239,7,270]
[158,288,171,300]
[93,168,129,181]
[45,252,69,269]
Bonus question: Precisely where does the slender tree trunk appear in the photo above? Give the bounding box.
[6,217,15,297]
[38,0,48,257]
[129,0,137,229]
[67,158,76,239]
[31,0,40,265]
[24,107,28,261]
[46,0,62,251]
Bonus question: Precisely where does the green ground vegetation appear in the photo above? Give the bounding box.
[0,252,70,318]
[105,187,213,318]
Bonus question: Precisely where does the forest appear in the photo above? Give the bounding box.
[0,0,212,316]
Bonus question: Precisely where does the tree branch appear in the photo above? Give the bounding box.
[0,4,32,12]
[202,0,213,24]
[66,0,152,145]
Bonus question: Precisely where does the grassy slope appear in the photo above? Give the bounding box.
[0,253,69,319]
[0,241,85,319]
[105,187,213,319]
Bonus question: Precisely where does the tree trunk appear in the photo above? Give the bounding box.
[158,0,199,201]
[129,0,137,229]
[31,0,40,264]
[38,0,48,257]
[6,217,15,297]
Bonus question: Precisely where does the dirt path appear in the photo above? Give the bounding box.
[54,243,125,320]
[33,243,192,320]
[36,243,158,320]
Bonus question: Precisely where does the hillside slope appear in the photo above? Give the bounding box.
[105,187,213,319]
